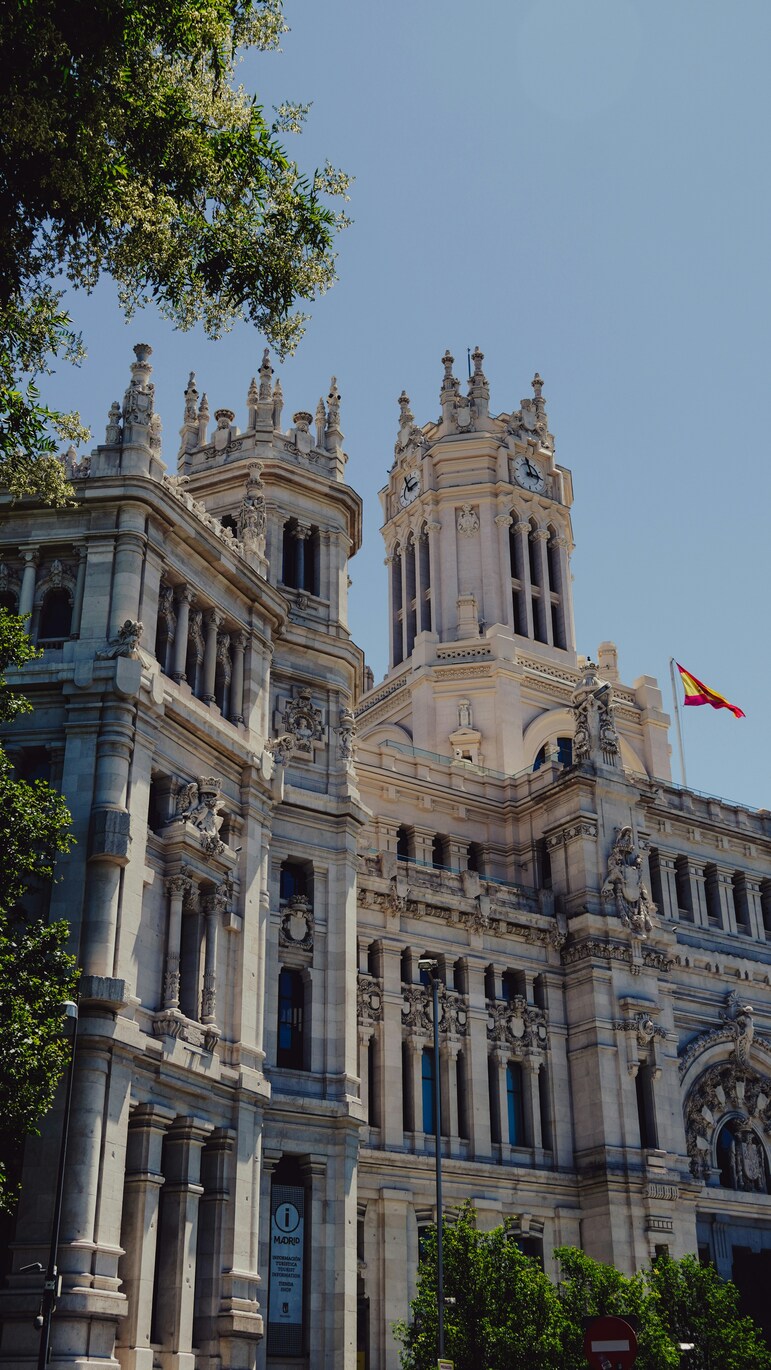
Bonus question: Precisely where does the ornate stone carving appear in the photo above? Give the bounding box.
[601,826,656,938]
[265,733,295,767]
[122,343,155,433]
[614,1013,665,1047]
[335,705,357,767]
[401,984,469,1037]
[571,660,620,767]
[213,408,235,454]
[279,893,314,952]
[157,582,177,640]
[357,973,384,1025]
[684,1060,771,1184]
[456,504,480,537]
[487,997,549,1052]
[280,687,325,756]
[97,619,144,659]
[722,990,755,1066]
[175,776,225,856]
[402,984,432,1034]
[105,400,123,446]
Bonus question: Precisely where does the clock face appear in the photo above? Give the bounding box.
[399,471,421,507]
[513,454,546,493]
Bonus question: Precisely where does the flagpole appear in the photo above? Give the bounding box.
[669,657,689,788]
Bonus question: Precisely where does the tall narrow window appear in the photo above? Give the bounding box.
[538,1064,552,1150]
[635,1063,657,1149]
[675,856,694,921]
[509,516,527,636]
[704,864,721,927]
[38,588,72,641]
[368,1036,379,1127]
[457,1050,469,1140]
[528,520,546,644]
[280,859,312,904]
[547,529,566,649]
[507,1062,525,1145]
[432,834,449,869]
[418,529,431,632]
[733,872,751,934]
[391,547,403,667]
[277,968,305,1069]
[402,1041,412,1132]
[467,842,484,875]
[648,848,665,917]
[405,536,417,657]
[422,1048,436,1134]
[396,825,412,863]
[488,1056,501,1143]
[761,880,771,937]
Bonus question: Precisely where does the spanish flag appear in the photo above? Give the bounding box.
[676,662,745,719]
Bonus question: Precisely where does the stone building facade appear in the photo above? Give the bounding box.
[0,345,769,1368]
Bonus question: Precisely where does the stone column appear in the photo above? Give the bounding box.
[203,608,223,702]
[17,546,39,619]
[231,631,247,724]
[466,961,493,1160]
[71,543,88,637]
[716,867,737,934]
[657,854,679,919]
[163,874,190,1010]
[409,1036,425,1138]
[201,892,220,1030]
[514,521,534,638]
[380,1189,412,1370]
[494,1049,509,1148]
[400,540,409,661]
[495,513,515,629]
[117,1103,176,1369]
[532,527,553,645]
[82,700,135,977]
[381,942,406,1148]
[746,877,765,940]
[110,505,146,638]
[445,1040,460,1151]
[525,1056,543,1151]
[426,519,440,637]
[152,1117,214,1368]
[172,587,193,682]
[359,1023,374,1129]
[555,534,575,651]
[193,1129,235,1363]
[295,522,311,590]
[687,860,708,926]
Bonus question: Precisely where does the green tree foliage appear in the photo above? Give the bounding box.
[648,1253,771,1370]
[396,1207,770,1370]
[0,609,76,1212]
[0,0,351,502]
[395,1204,566,1370]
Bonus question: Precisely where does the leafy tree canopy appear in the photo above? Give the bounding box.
[396,1205,771,1370]
[0,0,351,502]
[0,609,77,1212]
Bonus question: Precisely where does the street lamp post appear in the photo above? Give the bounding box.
[36,999,78,1370]
[418,959,444,1362]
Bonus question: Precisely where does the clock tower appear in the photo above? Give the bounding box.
[373,349,579,774]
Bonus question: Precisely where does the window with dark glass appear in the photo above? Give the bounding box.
[507,1061,525,1145]
[635,1063,657,1149]
[533,736,573,771]
[422,1048,435,1133]
[277,968,305,1069]
[38,587,72,640]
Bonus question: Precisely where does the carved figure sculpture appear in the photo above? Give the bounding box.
[730,1126,767,1193]
[176,776,225,856]
[570,661,620,766]
[601,825,656,937]
[97,619,144,659]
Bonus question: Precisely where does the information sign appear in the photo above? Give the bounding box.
[268,1184,305,1354]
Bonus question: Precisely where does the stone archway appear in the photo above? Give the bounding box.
[684,1060,771,1185]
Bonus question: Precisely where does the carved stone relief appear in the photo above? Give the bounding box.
[601,826,656,938]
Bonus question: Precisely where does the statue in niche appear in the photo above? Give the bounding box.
[336,705,357,766]
[601,825,655,937]
[458,699,472,729]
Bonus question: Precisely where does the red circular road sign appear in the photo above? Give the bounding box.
[583,1315,638,1370]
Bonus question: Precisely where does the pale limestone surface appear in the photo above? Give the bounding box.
[0,347,769,1370]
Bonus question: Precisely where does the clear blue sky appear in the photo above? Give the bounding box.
[43,0,770,809]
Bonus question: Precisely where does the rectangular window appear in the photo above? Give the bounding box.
[277,968,305,1069]
[422,1048,436,1134]
[507,1061,525,1146]
[636,1063,658,1149]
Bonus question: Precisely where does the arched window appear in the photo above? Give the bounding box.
[38,587,72,641]
[0,590,17,613]
[715,1118,768,1192]
[533,737,573,771]
[529,520,547,643]
[547,527,566,649]
[277,968,305,1069]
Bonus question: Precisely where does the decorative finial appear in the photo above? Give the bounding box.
[198,391,210,446]
[532,372,544,398]
[272,377,283,431]
[315,396,327,448]
[472,347,485,377]
[326,378,342,451]
[184,373,198,421]
[441,349,456,388]
[258,348,273,401]
[105,401,122,446]
[398,390,414,426]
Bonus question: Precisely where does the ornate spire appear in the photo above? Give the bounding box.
[315,396,327,449]
[272,378,284,431]
[440,348,459,423]
[325,377,342,451]
[198,391,210,447]
[247,376,259,429]
[468,346,489,418]
[179,372,200,456]
[122,343,155,445]
[105,401,122,447]
[255,349,274,428]
[398,390,414,428]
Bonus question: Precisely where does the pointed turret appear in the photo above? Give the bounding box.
[315,396,327,449]
[325,377,343,452]
[179,372,200,457]
[121,343,155,448]
[272,378,284,432]
[198,392,210,447]
[469,346,489,419]
[255,349,274,429]
[440,349,459,424]
[247,375,259,430]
